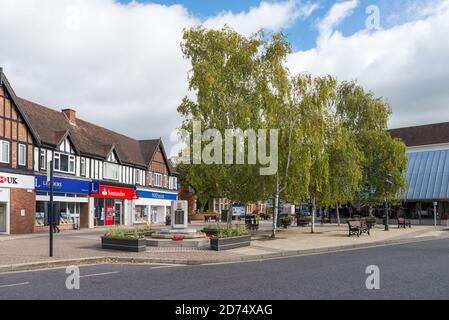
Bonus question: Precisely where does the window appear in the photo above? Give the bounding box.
[54,152,76,174]
[104,162,119,180]
[164,175,168,188]
[154,173,162,187]
[134,205,148,223]
[135,170,142,185]
[148,172,153,186]
[0,141,10,164]
[40,149,46,170]
[80,158,86,176]
[173,177,178,190]
[18,144,26,166]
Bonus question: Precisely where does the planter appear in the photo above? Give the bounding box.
[202,229,219,237]
[210,235,251,251]
[101,237,146,252]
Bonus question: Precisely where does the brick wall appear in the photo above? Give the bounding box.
[178,188,196,214]
[10,188,35,234]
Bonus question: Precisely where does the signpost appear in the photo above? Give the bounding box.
[433,201,438,229]
[47,160,54,257]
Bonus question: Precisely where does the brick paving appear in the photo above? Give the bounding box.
[0,222,448,268]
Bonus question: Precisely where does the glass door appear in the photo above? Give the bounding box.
[0,203,7,233]
[114,202,123,225]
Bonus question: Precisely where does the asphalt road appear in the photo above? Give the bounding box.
[1,238,449,300]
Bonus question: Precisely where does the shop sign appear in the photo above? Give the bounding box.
[91,184,139,200]
[138,190,177,201]
[35,175,91,194]
[0,172,34,189]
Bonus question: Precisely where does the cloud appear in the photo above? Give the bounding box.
[317,0,358,43]
[204,0,319,36]
[0,0,308,154]
[288,0,449,129]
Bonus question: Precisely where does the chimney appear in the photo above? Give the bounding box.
[62,108,77,125]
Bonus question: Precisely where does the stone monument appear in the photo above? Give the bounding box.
[147,200,209,248]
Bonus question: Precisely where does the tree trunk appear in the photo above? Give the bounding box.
[336,205,341,226]
[271,176,280,238]
[227,199,232,228]
[311,197,316,234]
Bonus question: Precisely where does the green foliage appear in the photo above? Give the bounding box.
[298,216,312,223]
[280,215,294,225]
[336,81,408,206]
[103,226,151,240]
[215,226,249,238]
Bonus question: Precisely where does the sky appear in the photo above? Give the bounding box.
[0,0,448,156]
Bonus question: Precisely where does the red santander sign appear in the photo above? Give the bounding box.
[91,185,139,200]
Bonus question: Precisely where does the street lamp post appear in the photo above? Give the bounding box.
[384,174,393,231]
[433,201,438,229]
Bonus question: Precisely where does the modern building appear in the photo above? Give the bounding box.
[0,69,178,234]
[391,122,449,224]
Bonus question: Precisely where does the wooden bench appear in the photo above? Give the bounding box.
[347,220,370,237]
[397,217,411,229]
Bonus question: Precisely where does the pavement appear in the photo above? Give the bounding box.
[0,221,448,272]
[2,238,449,300]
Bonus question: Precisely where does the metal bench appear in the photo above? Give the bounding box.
[397,217,412,229]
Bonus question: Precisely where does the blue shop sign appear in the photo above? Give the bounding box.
[138,190,177,201]
[35,175,91,194]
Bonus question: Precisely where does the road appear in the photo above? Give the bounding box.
[1,238,449,300]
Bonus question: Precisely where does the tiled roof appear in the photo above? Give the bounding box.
[18,97,149,167]
[390,122,449,147]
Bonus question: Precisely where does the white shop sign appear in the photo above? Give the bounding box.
[0,172,34,190]
[0,188,10,202]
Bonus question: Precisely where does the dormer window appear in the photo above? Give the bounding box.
[54,152,75,174]
[104,149,119,180]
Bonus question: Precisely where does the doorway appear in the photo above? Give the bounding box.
[0,203,7,233]
[114,202,123,225]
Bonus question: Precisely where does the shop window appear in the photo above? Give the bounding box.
[135,206,148,223]
[104,162,119,180]
[18,144,26,166]
[54,152,75,174]
[40,149,47,170]
[0,140,10,164]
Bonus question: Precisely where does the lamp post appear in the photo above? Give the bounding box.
[384,174,393,231]
[433,201,438,229]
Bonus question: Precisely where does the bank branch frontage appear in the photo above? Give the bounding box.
[0,68,178,234]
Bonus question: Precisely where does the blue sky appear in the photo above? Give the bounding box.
[115,0,423,51]
[0,0,447,150]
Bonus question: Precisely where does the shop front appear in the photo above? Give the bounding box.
[90,183,138,227]
[134,189,177,224]
[34,175,91,231]
[0,172,35,235]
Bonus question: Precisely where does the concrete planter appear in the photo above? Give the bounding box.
[101,237,146,252]
[210,235,251,251]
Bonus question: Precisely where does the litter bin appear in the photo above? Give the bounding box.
[165,215,171,226]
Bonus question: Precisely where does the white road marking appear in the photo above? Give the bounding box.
[0,282,29,288]
[80,271,119,278]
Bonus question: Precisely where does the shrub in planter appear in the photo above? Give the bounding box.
[280,216,294,228]
[102,227,147,252]
[363,215,377,228]
[210,226,251,251]
[297,215,312,226]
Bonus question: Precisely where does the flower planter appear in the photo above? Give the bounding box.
[202,229,219,237]
[210,235,251,251]
[101,237,146,252]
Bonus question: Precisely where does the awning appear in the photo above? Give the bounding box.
[405,150,449,201]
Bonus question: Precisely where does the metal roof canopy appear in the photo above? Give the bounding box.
[405,150,449,201]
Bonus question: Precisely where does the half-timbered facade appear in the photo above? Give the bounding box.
[0,68,178,234]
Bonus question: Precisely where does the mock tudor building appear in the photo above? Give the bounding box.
[0,69,177,234]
